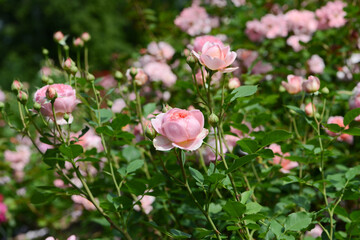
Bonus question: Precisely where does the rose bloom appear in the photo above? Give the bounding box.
[147,41,175,61]
[326,116,353,144]
[316,1,347,30]
[305,224,323,238]
[98,75,117,90]
[75,128,103,152]
[34,84,80,125]
[174,4,219,36]
[286,34,311,52]
[151,108,209,151]
[133,192,155,214]
[4,145,31,172]
[71,195,96,211]
[285,10,318,35]
[112,98,126,113]
[228,77,241,89]
[261,14,288,39]
[193,42,237,72]
[237,49,273,74]
[282,75,303,94]
[193,35,224,53]
[245,20,266,42]
[267,143,298,173]
[302,76,320,93]
[305,102,316,117]
[143,62,177,87]
[308,55,325,74]
[53,31,64,42]
[204,134,239,164]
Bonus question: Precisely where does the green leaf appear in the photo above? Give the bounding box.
[95,108,113,123]
[181,150,186,166]
[125,180,146,195]
[31,190,55,205]
[122,146,141,162]
[237,138,259,153]
[344,108,360,126]
[59,144,83,159]
[111,114,130,130]
[226,154,258,174]
[345,166,360,180]
[143,103,157,118]
[261,130,292,146]
[343,128,360,136]
[169,229,191,239]
[189,167,204,184]
[323,123,342,133]
[284,212,312,231]
[226,85,257,103]
[241,190,252,204]
[126,159,144,174]
[270,219,283,238]
[96,125,114,136]
[223,200,246,218]
[245,202,262,215]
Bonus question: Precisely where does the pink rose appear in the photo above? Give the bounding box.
[133,193,156,214]
[112,98,126,113]
[147,41,175,61]
[81,32,91,42]
[305,224,323,238]
[53,31,64,42]
[326,116,353,144]
[98,75,117,90]
[75,128,103,152]
[0,195,7,224]
[34,84,80,125]
[308,55,325,74]
[286,35,311,52]
[285,10,318,36]
[228,77,241,89]
[143,62,177,87]
[282,75,303,94]
[73,37,84,47]
[4,145,31,172]
[305,102,316,117]
[245,20,266,42]
[267,143,298,173]
[151,108,209,151]
[193,35,224,53]
[261,14,288,39]
[193,42,237,72]
[71,195,96,211]
[302,76,320,93]
[316,1,347,30]
[0,89,5,102]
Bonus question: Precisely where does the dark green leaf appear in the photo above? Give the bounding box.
[226,85,257,103]
[245,202,262,215]
[344,108,360,126]
[237,138,258,153]
[261,130,292,146]
[169,229,191,239]
[143,103,157,118]
[59,144,83,159]
[189,167,204,184]
[226,154,258,174]
[126,159,144,174]
[223,200,246,218]
[284,212,312,231]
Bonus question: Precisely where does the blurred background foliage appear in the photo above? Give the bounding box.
[0,0,187,90]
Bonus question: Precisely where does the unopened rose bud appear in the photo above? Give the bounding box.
[63,45,69,51]
[145,122,156,140]
[134,70,148,87]
[115,71,123,81]
[228,77,241,89]
[42,48,49,56]
[63,113,70,122]
[11,80,23,93]
[81,32,91,42]
[186,54,197,69]
[48,79,54,85]
[129,67,138,79]
[86,73,95,82]
[107,100,113,108]
[0,102,4,110]
[17,91,28,104]
[46,87,57,101]
[63,58,73,70]
[70,66,78,75]
[41,75,49,84]
[162,104,172,113]
[321,87,329,94]
[73,37,84,47]
[53,31,64,42]
[302,76,320,93]
[209,113,219,126]
[305,103,315,117]
[33,102,41,111]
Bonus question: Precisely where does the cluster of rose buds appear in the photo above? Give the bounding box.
[282,75,320,94]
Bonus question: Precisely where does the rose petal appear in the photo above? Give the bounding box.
[153,135,174,151]
[172,128,209,151]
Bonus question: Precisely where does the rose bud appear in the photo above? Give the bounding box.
[73,37,84,47]
[162,104,172,113]
[17,91,28,104]
[46,87,58,101]
[107,100,113,108]
[151,108,209,151]
[11,80,23,93]
[186,54,197,69]
[63,58,74,70]
[63,113,70,122]
[282,75,303,94]
[129,67,138,79]
[228,77,241,89]
[33,102,41,112]
[48,79,54,85]
[53,31,64,42]
[86,73,95,82]
[134,69,148,86]
[41,75,49,84]
[114,71,123,81]
[42,48,49,56]
[209,113,219,126]
[145,122,156,140]
[304,102,315,117]
[302,76,320,93]
[81,32,91,42]
[0,102,4,110]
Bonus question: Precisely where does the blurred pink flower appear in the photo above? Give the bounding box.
[71,195,96,211]
[326,116,353,144]
[76,128,103,152]
[112,98,126,113]
[267,143,298,173]
[286,34,311,52]
[151,108,208,151]
[54,179,65,188]
[285,10,318,35]
[305,102,316,117]
[53,31,64,42]
[316,1,347,30]
[237,49,273,74]
[308,55,325,74]
[41,67,52,77]
[349,83,360,121]
[174,4,219,36]
[204,134,239,164]
[193,42,237,72]
[133,192,156,214]
[147,41,175,61]
[34,84,80,125]
[0,89,5,102]
[228,77,241,89]
[305,224,323,238]
[4,145,31,172]
[245,20,266,42]
[143,62,177,87]
[81,32,91,42]
[193,35,224,53]
[73,37,84,47]
[261,14,288,39]
[282,75,303,94]
[302,76,320,93]
[98,75,117,90]
[231,0,246,7]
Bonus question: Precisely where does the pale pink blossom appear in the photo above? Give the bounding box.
[204,134,239,164]
[147,41,175,61]
[305,224,323,238]
[228,77,241,89]
[231,0,246,7]
[112,98,126,113]
[308,55,325,74]
[151,108,209,151]
[73,37,84,47]
[71,195,96,211]
[305,103,316,117]
[34,84,80,125]
[67,235,77,240]
[261,14,288,39]
[54,179,65,188]
[286,34,311,52]
[41,67,52,77]
[285,10,318,35]
[302,76,320,93]
[98,75,117,90]
[133,193,156,214]
[0,89,5,102]
[4,145,31,172]
[193,35,224,53]
[143,62,177,87]
[193,42,237,72]
[75,128,103,152]
[282,75,303,94]
[81,32,91,42]
[326,116,353,144]
[267,143,298,173]
[53,31,64,42]
[316,1,347,30]
[174,4,219,36]
[245,20,266,42]
[237,49,273,74]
